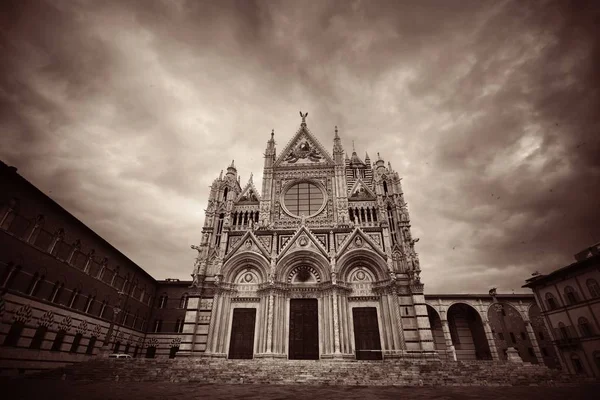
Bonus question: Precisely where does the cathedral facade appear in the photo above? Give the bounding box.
[186,114,433,359]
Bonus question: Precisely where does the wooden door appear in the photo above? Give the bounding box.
[353,307,382,360]
[228,308,256,359]
[289,299,319,360]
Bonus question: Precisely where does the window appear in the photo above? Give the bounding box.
[387,206,397,245]
[383,181,388,194]
[84,295,95,314]
[545,293,558,310]
[49,281,64,304]
[169,346,179,359]
[558,322,570,339]
[51,330,66,352]
[68,289,80,309]
[99,300,107,318]
[154,319,163,333]
[146,346,157,358]
[179,294,188,309]
[538,331,545,341]
[29,325,48,349]
[3,265,21,289]
[282,182,325,217]
[571,353,585,374]
[113,341,121,353]
[578,317,593,337]
[587,279,600,298]
[564,286,579,305]
[520,332,527,340]
[509,332,516,343]
[541,348,548,357]
[70,333,82,353]
[86,336,97,355]
[223,187,228,201]
[174,319,183,333]
[215,213,225,248]
[26,273,39,296]
[3,321,25,347]
[159,295,168,309]
[528,348,535,358]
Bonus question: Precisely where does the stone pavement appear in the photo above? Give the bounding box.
[1,381,599,400]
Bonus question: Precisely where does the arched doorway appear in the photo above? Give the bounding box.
[426,305,447,358]
[447,303,491,360]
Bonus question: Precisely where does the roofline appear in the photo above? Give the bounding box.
[424,293,534,299]
[522,253,600,288]
[1,161,158,283]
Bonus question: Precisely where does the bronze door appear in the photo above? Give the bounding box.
[289,299,319,360]
[228,308,256,359]
[353,307,383,360]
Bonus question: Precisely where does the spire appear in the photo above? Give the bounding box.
[226,160,237,177]
[333,125,343,158]
[334,125,339,139]
[229,160,235,169]
[219,170,223,180]
[352,140,356,153]
[365,152,370,161]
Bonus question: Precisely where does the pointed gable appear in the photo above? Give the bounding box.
[236,175,261,203]
[277,225,330,261]
[224,230,270,261]
[348,178,376,200]
[274,125,334,167]
[335,227,387,259]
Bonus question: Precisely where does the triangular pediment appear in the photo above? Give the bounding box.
[277,225,330,261]
[224,230,270,261]
[274,125,334,167]
[236,175,261,203]
[348,178,376,200]
[335,227,387,259]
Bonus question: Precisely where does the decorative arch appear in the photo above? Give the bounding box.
[337,249,389,282]
[487,302,536,362]
[275,249,330,283]
[447,302,491,361]
[287,265,321,284]
[221,251,269,283]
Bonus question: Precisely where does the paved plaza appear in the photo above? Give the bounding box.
[1,381,599,400]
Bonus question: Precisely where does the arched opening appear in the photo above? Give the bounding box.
[447,303,491,360]
[488,302,536,363]
[426,305,447,357]
[528,303,559,368]
[146,346,157,359]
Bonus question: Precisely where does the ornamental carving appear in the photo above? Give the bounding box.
[38,310,55,328]
[13,304,32,324]
[283,139,323,163]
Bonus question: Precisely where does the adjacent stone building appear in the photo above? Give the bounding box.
[523,244,600,377]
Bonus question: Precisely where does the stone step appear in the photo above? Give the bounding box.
[29,358,593,386]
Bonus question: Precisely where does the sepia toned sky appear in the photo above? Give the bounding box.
[1,0,599,293]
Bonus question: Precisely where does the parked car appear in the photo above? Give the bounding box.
[108,353,132,359]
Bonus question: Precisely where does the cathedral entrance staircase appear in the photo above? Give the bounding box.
[29,358,594,386]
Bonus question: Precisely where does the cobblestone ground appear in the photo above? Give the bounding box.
[1,381,599,400]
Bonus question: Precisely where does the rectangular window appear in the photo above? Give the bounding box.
[86,336,97,355]
[70,333,83,353]
[509,332,516,343]
[51,330,66,352]
[29,326,48,350]
[527,347,535,358]
[3,321,25,347]
[520,332,526,340]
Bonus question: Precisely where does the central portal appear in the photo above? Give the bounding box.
[288,298,319,360]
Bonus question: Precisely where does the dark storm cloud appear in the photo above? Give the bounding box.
[1,0,598,293]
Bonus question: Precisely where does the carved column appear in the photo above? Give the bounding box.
[332,290,341,355]
[266,292,274,353]
[440,318,457,361]
[204,291,221,355]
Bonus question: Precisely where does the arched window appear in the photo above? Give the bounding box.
[223,187,228,201]
[68,288,80,309]
[159,294,168,309]
[179,294,188,309]
[570,353,585,374]
[51,330,66,352]
[3,320,25,347]
[594,351,600,372]
[215,213,225,248]
[545,292,558,310]
[558,322,570,339]
[383,181,388,195]
[2,264,21,289]
[29,325,48,349]
[154,319,163,333]
[174,319,183,333]
[49,281,65,304]
[578,317,593,337]
[84,294,95,314]
[587,279,600,298]
[564,286,579,305]
[99,300,108,318]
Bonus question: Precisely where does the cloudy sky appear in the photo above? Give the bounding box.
[1,0,598,293]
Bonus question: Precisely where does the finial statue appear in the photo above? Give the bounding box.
[299,111,308,124]
[271,129,274,139]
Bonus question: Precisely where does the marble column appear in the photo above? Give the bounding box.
[332,291,341,355]
[265,293,274,353]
